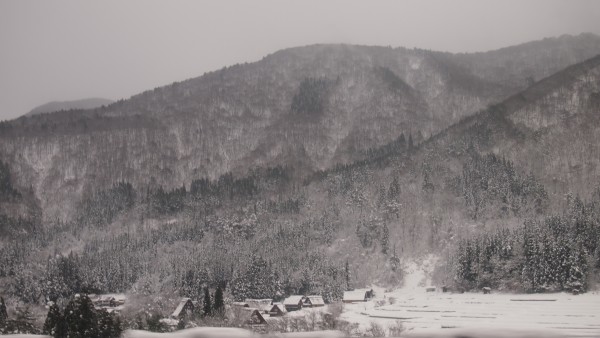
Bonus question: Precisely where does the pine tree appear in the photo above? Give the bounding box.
[388,176,401,200]
[390,245,401,272]
[202,287,212,317]
[381,223,390,254]
[97,309,122,338]
[213,286,224,317]
[422,171,435,194]
[0,297,7,324]
[63,294,98,338]
[344,260,351,290]
[43,303,63,337]
[269,270,284,301]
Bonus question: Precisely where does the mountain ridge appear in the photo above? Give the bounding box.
[1,35,600,309]
[25,98,114,117]
[1,34,600,221]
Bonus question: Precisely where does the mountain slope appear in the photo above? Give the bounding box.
[417,53,600,198]
[1,34,600,221]
[1,38,600,305]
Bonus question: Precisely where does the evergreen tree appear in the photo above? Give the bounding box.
[97,309,122,338]
[63,294,98,338]
[269,270,284,301]
[381,223,390,254]
[390,246,401,272]
[0,297,7,324]
[422,171,434,194]
[388,177,401,200]
[202,287,212,317]
[213,286,224,317]
[231,255,274,300]
[344,260,351,290]
[43,303,63,337]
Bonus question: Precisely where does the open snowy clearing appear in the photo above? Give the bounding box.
[343,290,600,337]
[341,257,600,337]
[125,327,255,338]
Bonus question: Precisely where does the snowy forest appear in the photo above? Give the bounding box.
[1,34,600,335]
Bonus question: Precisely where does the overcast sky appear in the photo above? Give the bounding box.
[1,0,599,120]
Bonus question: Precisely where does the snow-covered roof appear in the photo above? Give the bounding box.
[244,299,272,311]
[171,298,192,318]
[283,295,304,305]
[241,308,266,325]
[305,295,325,305]
[270,302,287,313]
[343,290,367,301]
[95,293,127,301]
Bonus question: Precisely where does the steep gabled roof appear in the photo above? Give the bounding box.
[283,295,304,305]
[305,295,325,306]
[244,299,273,312]
[343,290,367,301]
[270,302,287,314]
[242,308,267,325]
[171,298,193,318]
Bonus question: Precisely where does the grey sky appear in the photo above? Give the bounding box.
[1,0,599,120]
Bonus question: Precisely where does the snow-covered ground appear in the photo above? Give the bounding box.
[125,327,255,338]
[341,256,600,337]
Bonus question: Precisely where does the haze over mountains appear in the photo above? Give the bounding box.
[25,98,114,117]
[0,33,600,317]
[1,33,600,221]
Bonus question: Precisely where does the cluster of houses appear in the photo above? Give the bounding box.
[90,294,126,314]
[169,289,374,328]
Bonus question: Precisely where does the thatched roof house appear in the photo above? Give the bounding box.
[283,295,304,311]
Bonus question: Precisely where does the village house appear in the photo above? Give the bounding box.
[343,289,374,303]
[283,295,304,311]
[303,295,325,307]
[171,298,195,319]
[268,302,287,317]
[91,294,126,308]
[244,299,273,314]
[241,308,267,328]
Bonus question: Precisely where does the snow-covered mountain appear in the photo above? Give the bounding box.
[1,34,600,314]
[1,34,600,221]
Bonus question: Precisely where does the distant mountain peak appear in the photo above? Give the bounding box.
[25,98,114,116]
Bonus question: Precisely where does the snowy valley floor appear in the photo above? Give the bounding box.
[341,258,600,337]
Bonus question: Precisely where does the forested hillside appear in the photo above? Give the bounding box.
[0,35,599,329]
[1,34,600,222]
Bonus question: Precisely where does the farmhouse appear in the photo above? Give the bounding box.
[91,294,126,308]
[303,295,325,307]
[94,296,116,307]
[241,308,267,327]
[283,295,304,311]
[244,299,273,314]
[171,298,195,318]
[268,302,287,317]
[343,289,373,303]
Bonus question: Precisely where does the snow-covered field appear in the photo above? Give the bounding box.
[125,327,255,338]
[341,257,600,337]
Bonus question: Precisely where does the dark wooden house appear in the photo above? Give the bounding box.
[303,295,325,307]
[283,295,304,311]
[268,303,287,317]
[242,308,267,327]
[171,298,195,318]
